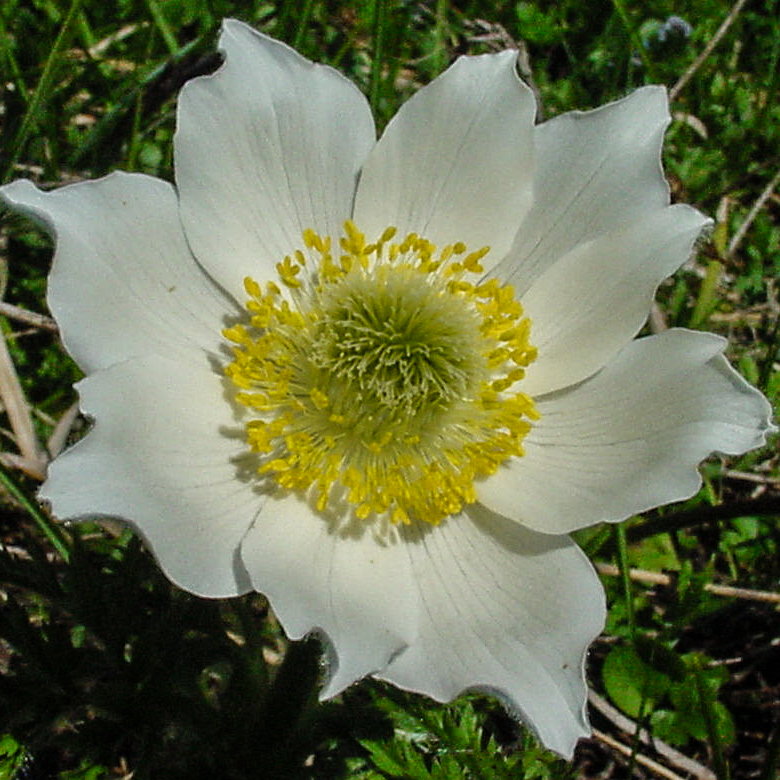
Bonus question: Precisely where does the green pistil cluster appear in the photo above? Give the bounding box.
[310,263,484,411]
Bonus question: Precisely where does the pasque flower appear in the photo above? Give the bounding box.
[1,19,774,757]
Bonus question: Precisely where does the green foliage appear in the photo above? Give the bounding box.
[0,527,385,778]
[602,644,672,719]
[650,656,737,749]
[359,692,571,779]
[0,520,573,778]
[0,734,25,779]
[602,642,736,749]
[514,3,562,46]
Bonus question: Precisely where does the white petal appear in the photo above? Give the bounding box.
[376,504,605,758]
[41,354,256,597]
[0,174,235,375]
[240,495,418,696]
[521,205,710,396]
[481,329,777,534]
[175,19,375,301]
[353,50,536,267]
[495,86,671,295]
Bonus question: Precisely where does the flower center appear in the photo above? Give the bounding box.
[311,261,483,411]
[223,222,539,526]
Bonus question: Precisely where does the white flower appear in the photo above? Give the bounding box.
[1,19,774,757]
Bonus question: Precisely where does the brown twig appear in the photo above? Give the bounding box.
[0,302,58,333]
[0,451,40,474]
[727,166,780,259]
[0,330,47,480]
[649,301,669,333]
[669,0,750,102]
[593,729,688,780]
[47,401,79,459]
[724,469,780,486]
[596,562,780,604]
[589,689,717,780]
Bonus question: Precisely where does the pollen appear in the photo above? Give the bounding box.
[223,221,539,527]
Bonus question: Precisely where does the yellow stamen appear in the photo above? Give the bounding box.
[223,223,539,527]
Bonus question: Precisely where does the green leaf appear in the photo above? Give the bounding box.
[602,645,671,718]
[666,657,736,748]
[361,740,431,779]
[650,709,690,746]
[634,636,687,683]
[628,533,681,572]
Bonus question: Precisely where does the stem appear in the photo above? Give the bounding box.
[145,0,178,56]
[233,598,270,700]
[614,523,636,637]
[759,316,780,391]
[689,260,722,329]
[292,0,315,52]
[433,0,448,74]
[613,522,643,774]
[259,637,322,772]
[0,461,70,562]
[126,28,156,172]
[609,0,657,81]
[369,0,389,115]
[268,637,321,728]
[692,657,731,780]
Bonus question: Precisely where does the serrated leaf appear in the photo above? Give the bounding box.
[361,741,409,777]
[362,740,433,780]
[431,753,462,780]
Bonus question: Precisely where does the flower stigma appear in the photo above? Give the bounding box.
[223,221,540,526]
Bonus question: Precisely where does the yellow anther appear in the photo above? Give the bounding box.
[224,222,539,527]
[380,225,397,243]
[344,220,361,240]
[302,228,322,251]
[476,279,500,296]
[260,458,292,473]
[444,261,464,276]
[244,277,263,298]
[222,325,248,344]
[447,280,474,294]
[463,247,490,273]
[491,377,514,392]
[276,256,302,288]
